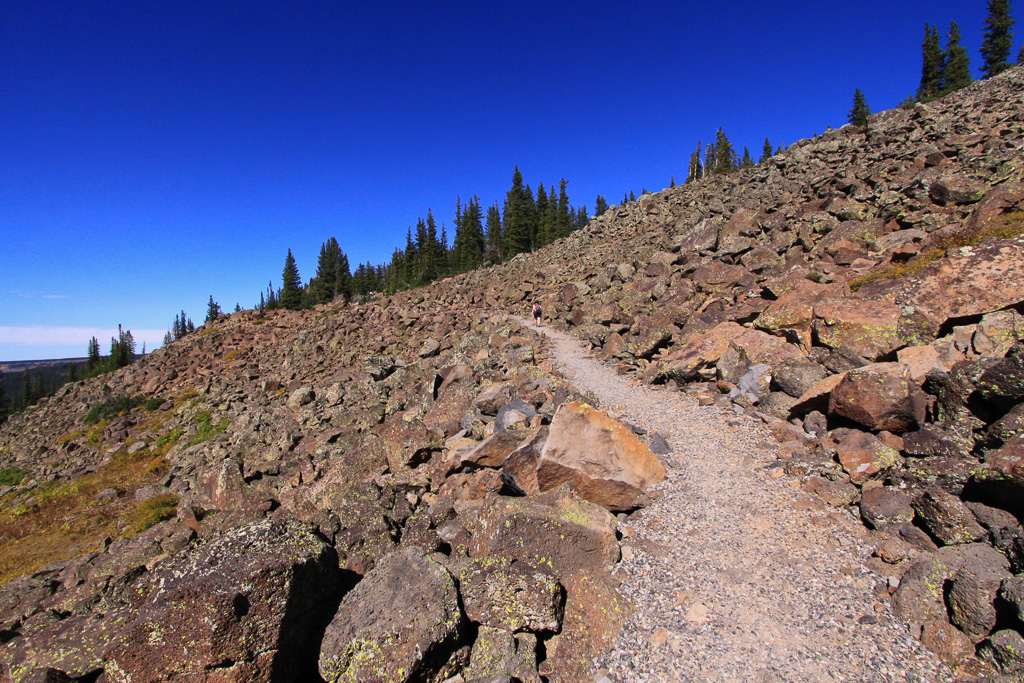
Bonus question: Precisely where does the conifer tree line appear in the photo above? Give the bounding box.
[3,325,138,422]
[685,130,777,183]
[915,2,1019,102]
[251,167,591,310]
[0,362,86,422]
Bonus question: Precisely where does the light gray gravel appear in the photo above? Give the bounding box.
[522,320,955,683]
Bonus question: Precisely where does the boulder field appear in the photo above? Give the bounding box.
[2,67,1024,680]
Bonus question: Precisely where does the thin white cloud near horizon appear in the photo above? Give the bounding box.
[0,325,167,347]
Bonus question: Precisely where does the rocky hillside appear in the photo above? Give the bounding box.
[2,66,1024,681]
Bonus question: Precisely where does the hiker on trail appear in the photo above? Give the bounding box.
[532,302,542,324]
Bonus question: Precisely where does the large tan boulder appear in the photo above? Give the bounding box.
[812,297,903,361]
[536,402,666,512]
[647,322,745,383]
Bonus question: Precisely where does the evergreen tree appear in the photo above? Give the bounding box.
[759,137,773,164]
[457,196,485,272]
[575,206,588,231]
[186,317,195,334]
[629,190,636,202]
[942,21,972,93]
[594,195,608,216]
[425,209,442,281]
[163,330,173,346]
[109,324,135,370]
[280,249,303,310]
[87,336,101,370]
[918,23,944,100]
[21,370,32,407]
[713,128,735,173]
[67,361,78,383]
[310,239,338,304]
[848,88,870,128]
[234,303,241,313]
[484,202,502,259]
[205,295,222,323]
[502,166,532,258]
[741,146,753,167]
[1019,44,1024,63]
[687,141,703,183]
[0,375,7,424]
[981,0,1016,78]
[336,251,352,301]
[556,179,572,239]
[534,183,552,246]
[670,176,676,188]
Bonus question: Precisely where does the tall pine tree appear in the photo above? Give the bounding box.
[848,88,870,128]
[943,21,972,93]
[918,23,944,100]
[759,137,773,164]
[502,166,532,258]
[280,249,303,310]
[713,128,735,174]
[458,196,485,272]
[687,141,703,183]
[981,0,1016,78]
[485,202,502,263]
[594,195,608,216]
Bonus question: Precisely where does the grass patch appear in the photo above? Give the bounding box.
[187,413,229,447]
[124,493,178,534]
[0,445,178,583]
[57,428,86,445]
[174,388,199,407]
[0,467,27,487]
[850,211,1024,292]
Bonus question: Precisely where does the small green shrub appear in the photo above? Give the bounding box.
[84,395,146,425]
[144,397,164,411]
[128,493,179,533]
[0,468,28,487]
[187,413,229,447]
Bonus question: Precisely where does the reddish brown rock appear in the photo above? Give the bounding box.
[860,236,1024,339]
[319,547,463,683]
[828,363,925,433]
[756,280,842,348]
[717,329,803,384]
[376,415,443,471]
[912,488,987,546]
[920,620,976,664]
[460,428,532,468]
[834,430,903,484]
[536,402,666,512]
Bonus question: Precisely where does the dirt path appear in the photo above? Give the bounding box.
[520,320,953,683]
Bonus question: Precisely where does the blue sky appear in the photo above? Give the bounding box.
[1,0,1016,361]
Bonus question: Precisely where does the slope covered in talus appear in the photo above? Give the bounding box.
[0,66,1022,681]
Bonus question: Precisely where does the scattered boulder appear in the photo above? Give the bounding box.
[318,547,463,683]
[535,402,666,512]
[828,363,925,433]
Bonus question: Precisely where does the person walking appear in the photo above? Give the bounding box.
[532,301,542,325]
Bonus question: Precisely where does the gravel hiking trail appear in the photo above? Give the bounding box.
[519,319,954,683]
